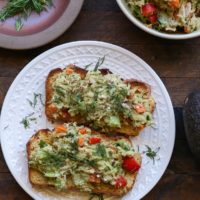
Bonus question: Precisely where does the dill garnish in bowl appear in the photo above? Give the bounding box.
[0,0,53,31]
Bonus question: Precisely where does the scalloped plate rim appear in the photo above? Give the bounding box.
[0,41,175,200]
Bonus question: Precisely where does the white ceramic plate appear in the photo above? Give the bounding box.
[0,41,175,200]
[116,0,200,40]
[0,0,84,49]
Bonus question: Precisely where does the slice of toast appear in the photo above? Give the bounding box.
[45,65,155,136]
[27,124,141,196]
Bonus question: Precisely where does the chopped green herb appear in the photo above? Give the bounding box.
[54,178,65,190]
[0,0,53,31]
[40,150,66,169]
[84,159,96,167]
[71,139,79,154]
[15,17,23,31]
[27,93,43,108]
[20,112,35,129]
[132,5,147,24]
[39,140,47,148]
[20,117,30,129]
[58,149,77,162]
[66,152,77,161]
[143,145,160,164]
[30,117,37,121]
[75,94,82,102]
[53,96,62,104]
[55,87,65,97]
[84,63,93,70]
[89,193,104,200]
[38,93,44,106]
[96,143,107,158]
[94,56,105,71]
[116,140,130,151]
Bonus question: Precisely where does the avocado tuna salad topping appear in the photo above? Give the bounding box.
[29,123,141,192]
[50,67,154,131]
[126,0,200,33]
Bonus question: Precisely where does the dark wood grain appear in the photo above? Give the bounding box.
[0,173,31,200]
[143,173,200,200]
[0,0,200,199]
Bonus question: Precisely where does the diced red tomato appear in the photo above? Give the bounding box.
[122,156,140,173]
[89,137,101,144]
[79,128,87,134]
[141,3,157,17]
[141,3,158,23]
[148,14,157,24]
[115,176,127,188]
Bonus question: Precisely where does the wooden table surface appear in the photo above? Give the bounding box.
[0,0,200,199]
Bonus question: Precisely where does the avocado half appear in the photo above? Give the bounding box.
[183,91,200,162]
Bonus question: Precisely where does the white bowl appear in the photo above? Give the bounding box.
[116,0,200,40]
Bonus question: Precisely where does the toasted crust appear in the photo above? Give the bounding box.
[45,65,155,136]
[27,128,141,196]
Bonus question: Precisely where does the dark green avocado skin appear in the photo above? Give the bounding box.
[183,91,200,162]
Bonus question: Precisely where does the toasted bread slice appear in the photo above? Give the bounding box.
[27,125,141,196]
[45,65,155,136]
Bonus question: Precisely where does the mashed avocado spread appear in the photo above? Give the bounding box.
[51,69,154,130]
[29,123,136,191]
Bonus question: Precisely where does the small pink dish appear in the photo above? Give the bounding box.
[0,0,84,49]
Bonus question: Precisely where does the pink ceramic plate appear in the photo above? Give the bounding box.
[0,0,84,49]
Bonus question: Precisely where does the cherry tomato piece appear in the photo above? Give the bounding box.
[148,14,158,23]
[141,3,157,17]
[115,176,127,188]
[123,156,141,173]
[89,137,101,144]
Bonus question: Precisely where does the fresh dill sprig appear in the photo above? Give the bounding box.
[95,143,107,158]
[0,0,53,31]
[20,112,36,129]
[143,145,160,164]
[89,193,104,200]
[39,140,47,148]
[94,56,106,71]
[27,93,44,108]
[15,17,23,31]
[84,63,93,70]
[84,56,106,71]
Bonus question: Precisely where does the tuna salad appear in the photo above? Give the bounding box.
[126,0,200,33]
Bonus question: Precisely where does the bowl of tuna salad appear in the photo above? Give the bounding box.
[116,0,200,39]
